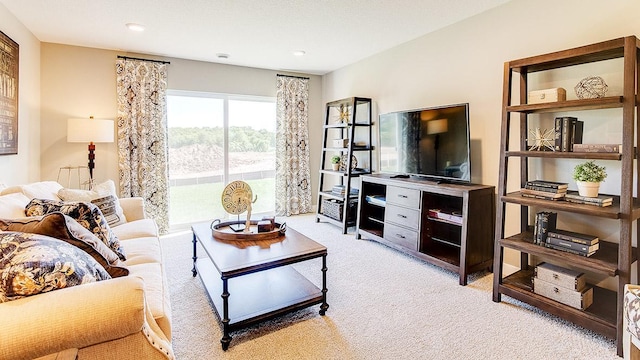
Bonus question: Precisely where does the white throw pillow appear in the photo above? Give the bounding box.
[58,180,127,226]
[0,192,31,218]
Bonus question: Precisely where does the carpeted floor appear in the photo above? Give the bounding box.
[162,214,619,359]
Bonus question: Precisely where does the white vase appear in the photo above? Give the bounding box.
[332,163,340,171]
[576,181,600,197]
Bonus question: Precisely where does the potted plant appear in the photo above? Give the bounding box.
[572,160,607,197]
[331,155,341,171]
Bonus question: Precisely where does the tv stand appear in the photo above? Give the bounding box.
[355,173,495,285]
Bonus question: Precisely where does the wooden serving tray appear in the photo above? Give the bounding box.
[210,219,286,241]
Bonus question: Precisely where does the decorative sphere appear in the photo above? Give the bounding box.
[575,76,608,99]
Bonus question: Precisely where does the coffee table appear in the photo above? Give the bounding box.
[191,221,328,350]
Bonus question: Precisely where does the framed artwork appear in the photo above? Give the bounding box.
[0,31,18,155]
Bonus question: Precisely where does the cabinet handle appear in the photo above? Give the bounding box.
[396,234,406,239]
[398,194,408,198]
[397,214,407,218]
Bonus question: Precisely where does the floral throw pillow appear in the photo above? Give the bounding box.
[25,199,126,261]
[0,213,129,278]
[0,232,111,303]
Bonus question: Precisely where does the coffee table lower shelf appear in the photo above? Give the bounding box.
[195,257,324,341]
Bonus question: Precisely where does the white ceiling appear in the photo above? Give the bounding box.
[0,0,511,75]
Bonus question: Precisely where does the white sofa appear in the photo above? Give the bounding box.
[0,181,174,360]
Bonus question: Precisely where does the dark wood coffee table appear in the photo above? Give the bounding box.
[191,221,328,350]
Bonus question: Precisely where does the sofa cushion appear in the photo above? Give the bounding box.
[0,231,111,302]
[25,199,126,261]
[121,237,162,266]
[0,193,30,218]
[57,180,127,227]
[0,213,128,278]
[0,181,63,200]
[112,218,159,240]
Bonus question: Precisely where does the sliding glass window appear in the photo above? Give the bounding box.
[167,91,276,228]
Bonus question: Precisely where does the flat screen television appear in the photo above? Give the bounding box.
[378,103,471,182]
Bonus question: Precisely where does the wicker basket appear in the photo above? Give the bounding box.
[321,199,356,222]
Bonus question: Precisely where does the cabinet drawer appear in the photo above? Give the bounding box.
[384,223,418,251]
[384,204,420,230]
[386,186,421,208]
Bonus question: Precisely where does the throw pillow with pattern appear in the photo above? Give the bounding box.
[25,199,126,261]
[0,231,111,303]
[0,213,128,278]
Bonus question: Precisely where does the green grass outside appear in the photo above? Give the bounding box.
[169,178,275,226]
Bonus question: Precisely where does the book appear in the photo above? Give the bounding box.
[555,117,583,151]
[572,143,622,153]
[534,211,557,245]
[520,188,566,199]
[554,117,563,151]
[524,184,567,193]
[365,195,386,207]
[547,229,599,246]
[428,209,463,225]
[564,198,612,207]
[521,193,563,201]
[564,192,613,206]
[526,180,569,190]
[545,243,596,257]
[546,236,599,253]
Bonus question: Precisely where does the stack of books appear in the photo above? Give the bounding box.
[545,229,599,257]
[564,192,613,207]
[365,194,386,207]
[532,211,557,245]
[554,116,584,152]
[427,209,463,225]
[331,185,358,197]
[521,180,568,200]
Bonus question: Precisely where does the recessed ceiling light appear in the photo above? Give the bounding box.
[126,23,145,32]
[293,50,306,57]
[216,53,230,59]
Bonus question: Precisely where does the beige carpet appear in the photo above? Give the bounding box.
[162,214,619,359]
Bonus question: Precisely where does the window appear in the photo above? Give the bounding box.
[167,91,276,228]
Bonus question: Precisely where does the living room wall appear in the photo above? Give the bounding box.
[0,3,41,185]
[321,0,640,275]
[39,44,323,197]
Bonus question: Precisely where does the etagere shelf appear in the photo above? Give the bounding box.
[493,36,640,356]
[315,97,373,234]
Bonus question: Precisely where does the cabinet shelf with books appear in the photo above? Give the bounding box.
[493,36,640,356]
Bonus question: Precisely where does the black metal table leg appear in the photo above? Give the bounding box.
[191,233,198,277]
[221,277,232,350]
[320,254,329,315]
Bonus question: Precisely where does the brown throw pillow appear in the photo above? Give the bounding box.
[0,213,128,278]
[25,198,126,261]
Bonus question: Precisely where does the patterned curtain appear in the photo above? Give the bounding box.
[115,59,169,233]
[275,75,312,216]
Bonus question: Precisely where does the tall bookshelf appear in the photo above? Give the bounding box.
[492,36,640,356]
[315,97,372,234]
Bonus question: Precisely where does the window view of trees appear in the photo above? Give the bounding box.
[167,93,276,228]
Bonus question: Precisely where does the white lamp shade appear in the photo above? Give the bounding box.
[67,118,114,143]
[427,118,448,135]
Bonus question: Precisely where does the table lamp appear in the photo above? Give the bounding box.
[67,116,114,186]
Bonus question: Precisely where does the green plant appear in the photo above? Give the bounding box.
[331,155,341,164]
[572,160,607,182]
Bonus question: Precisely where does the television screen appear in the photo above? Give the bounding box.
[378,103,470,182]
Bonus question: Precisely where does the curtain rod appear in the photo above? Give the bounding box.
[117,55,170,64]
[277,73,309,80]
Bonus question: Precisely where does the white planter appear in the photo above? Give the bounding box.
[332,163,340,171]
[576,181,600,197]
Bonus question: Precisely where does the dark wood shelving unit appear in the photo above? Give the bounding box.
[316,97,372,234]
[492,35,640,356]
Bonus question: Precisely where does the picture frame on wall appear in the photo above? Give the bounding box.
[0,30,18,155]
